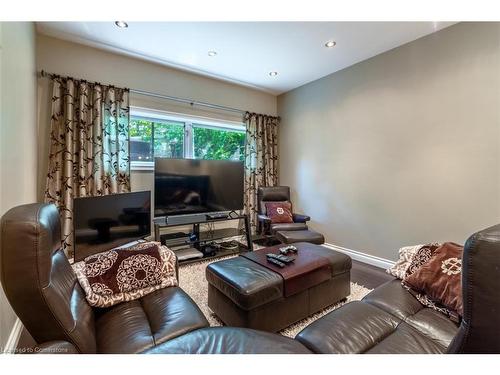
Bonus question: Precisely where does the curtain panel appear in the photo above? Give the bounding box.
[243,112,280,231]
[44,76,130,258]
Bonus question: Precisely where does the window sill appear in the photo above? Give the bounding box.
[131,161,154,171]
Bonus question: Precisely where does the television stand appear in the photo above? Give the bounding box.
[153,213,253,264]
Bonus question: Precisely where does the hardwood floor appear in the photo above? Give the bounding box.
[16,259,393,350]
[351,260,394,289]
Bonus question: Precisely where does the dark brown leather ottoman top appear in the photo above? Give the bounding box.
[206,242,351,311]
[276,229,325,245]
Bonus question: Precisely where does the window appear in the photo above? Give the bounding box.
[130,109,245,170]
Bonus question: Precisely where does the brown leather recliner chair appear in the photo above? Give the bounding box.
[295,224,500,354]
[0,203,311,354]
[257,186,310,235]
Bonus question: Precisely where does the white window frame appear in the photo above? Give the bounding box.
[130,106,245,171]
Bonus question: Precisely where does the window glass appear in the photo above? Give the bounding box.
[130,118,153,162]
[153,121,184,159]
[193,125,245,161]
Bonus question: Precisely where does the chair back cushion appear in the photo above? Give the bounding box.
[0,203,97,353]
[257,186,291,215]
[447,224,500,353]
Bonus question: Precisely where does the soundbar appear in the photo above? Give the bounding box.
[153,213,207,226]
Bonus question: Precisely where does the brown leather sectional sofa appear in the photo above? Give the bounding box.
[1,203,499,354]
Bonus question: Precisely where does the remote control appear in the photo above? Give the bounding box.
[267,257,285,268]
[267,253,295,264]
[279,245,298,255]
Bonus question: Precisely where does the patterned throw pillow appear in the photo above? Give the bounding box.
[72,242,177,308]
[403,242,463,320]
[265,201,294,224]
[386,244,425,279]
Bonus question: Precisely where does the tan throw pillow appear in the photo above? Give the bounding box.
[403,242,463,316]
[265,201,294,224]
[72,241,177,308]
[386,244,425,279]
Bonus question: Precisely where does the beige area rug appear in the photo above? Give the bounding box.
[178,253,372,338]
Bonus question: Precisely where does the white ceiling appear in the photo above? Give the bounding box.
[36,22,456,95]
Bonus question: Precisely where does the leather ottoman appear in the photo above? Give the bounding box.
[276,229,325,245]
[206,242,351,332]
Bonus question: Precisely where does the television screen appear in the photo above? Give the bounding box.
[73,191,151,261]
[154,158,244,217]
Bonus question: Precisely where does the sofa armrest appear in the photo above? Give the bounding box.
[293,213,311,223]
[34,341,79,354]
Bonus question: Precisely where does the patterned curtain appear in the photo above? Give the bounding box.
[243,112,279,232]
[44,76,130,258]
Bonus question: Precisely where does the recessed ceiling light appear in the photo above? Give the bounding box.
[115,21,128,28]
[269,71,278,77]
[325,40,336,48]
[208,51,217,57]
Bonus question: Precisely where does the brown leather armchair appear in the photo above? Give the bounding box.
[257,186,310,235]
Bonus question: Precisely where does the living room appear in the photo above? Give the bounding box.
[1,0,499,373]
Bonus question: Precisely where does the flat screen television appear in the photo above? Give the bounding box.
[154,158,244,217]
[73,191,151,261]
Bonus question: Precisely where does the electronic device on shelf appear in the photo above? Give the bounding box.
[279,245,298,255]
[73,191,151,262]
[267,253,295,264]
[206,212,229,220]
[267,257,286,268]
[154,158,244,222]
[175,247,204,261]
[219,240,239,250]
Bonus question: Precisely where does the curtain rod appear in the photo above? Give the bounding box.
[39,70,246,116]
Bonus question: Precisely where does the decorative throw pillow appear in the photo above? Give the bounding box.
[403,242,463,317]
[265,201,294,224]
[403,242,442,279]
[386,244,425,279]
[72,241,177,308]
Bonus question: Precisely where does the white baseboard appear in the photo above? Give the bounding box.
[323,243,395,270]
[3,318,23,354]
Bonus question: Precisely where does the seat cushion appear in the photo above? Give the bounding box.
[143,327,312,354]
[362,279,424,320]
[206,256,283,310]
[276,229,325,245]
[95,286,209,353]
[296,301,401,354]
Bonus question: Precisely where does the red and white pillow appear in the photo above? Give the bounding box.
[265,201,294,224]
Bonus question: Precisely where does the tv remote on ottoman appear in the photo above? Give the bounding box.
[279,245,298,255]
[266,257,286,268]
[267,253,295,264]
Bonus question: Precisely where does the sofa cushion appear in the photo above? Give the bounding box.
[144,327,312,354]
[362,279,424,320]
[296,301,401,354]
[296,281,459,354]
[365,322,448,354]
[95,286,208,353]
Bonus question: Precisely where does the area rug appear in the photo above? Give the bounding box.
[178,253,372,338]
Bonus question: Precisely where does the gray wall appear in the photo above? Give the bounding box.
[278,22,500,261]
[0,22,37,350]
